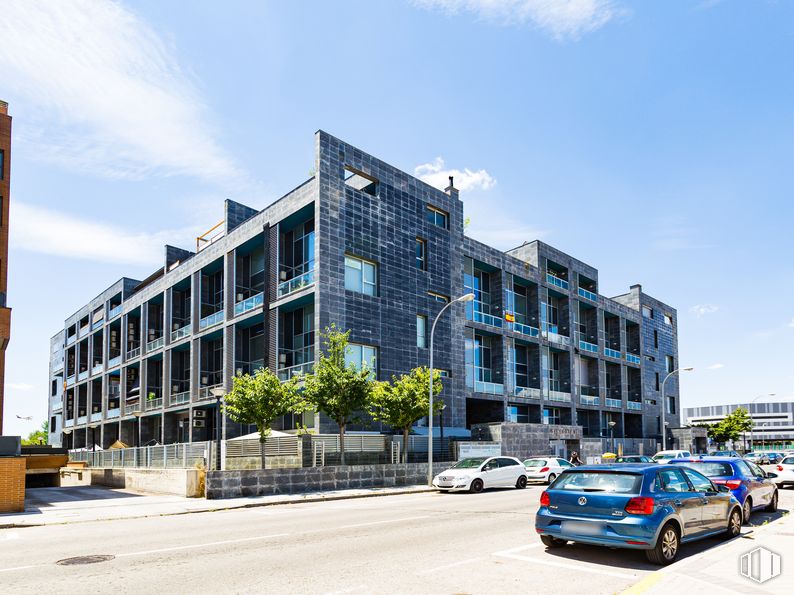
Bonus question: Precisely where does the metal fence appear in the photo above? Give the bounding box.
[225,436,299,458]
[70,441,211,469]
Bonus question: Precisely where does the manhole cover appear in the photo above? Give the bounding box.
[56,555,115,566]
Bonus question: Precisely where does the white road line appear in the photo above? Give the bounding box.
[323,585,365,595]
[415,557,484,575]
[115,532,291,557]
[337,515,431,530]
[0,565,37,574]
[1,531,20,541]
[492,543,542,557]
[494,551,636,580]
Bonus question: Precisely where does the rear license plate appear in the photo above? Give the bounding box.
[561,521,603,536]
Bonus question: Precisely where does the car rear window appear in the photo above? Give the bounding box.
[524,459,547,467]
[452,458,487,469]
[675,461,733,477]
[552,471,642,493]
[782,456,794,465]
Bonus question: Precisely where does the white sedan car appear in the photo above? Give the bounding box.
[433,456,528,493]
[774,455,794,488]
[652,450,691,463]
[523,457,574,484]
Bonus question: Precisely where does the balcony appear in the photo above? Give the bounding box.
[278,269,316,299]
[64,418,74,428]
[512,322,539,338]
[171,325,191,342]
[92,363,103,375]
[146,337,165,352]
[604,347,621,359]
[108,304,122,320]
[90,412,102,423]
[198,384,223,401]
[91,319,104,331]
[108,355,121,368]
[277,362,314,381]
[78,370,89,381]
[580,395,599,405]
[577,287,597,302]
[66,374,75,386]
[578,339,599,354]
[234,292,264,316]
[625,353,641,365]
[627,401,642,411]
[144,397,163,411]
[514,386,541,399]
[473,310,503,328]
[66,334,77,346]
[79,324,90,337]
[548,390,571,403]
[546,273,569,291]
[545,331,571,347]
[106,408,120,419]
[199,311,224,330]
[474,380,504,395]
[77,415,87,425]
[605,398,622,408]
[170,391,190,406]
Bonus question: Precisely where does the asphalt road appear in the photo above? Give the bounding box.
[1,484,791,594]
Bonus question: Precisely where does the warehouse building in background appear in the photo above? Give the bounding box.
[47,132,679,451]
[685,402,794,450]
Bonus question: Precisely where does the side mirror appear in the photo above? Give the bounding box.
[716,484,731,493]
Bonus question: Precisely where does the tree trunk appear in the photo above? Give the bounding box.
[403,428,409,465]
[339,421,346,466]
[260,438,267,470]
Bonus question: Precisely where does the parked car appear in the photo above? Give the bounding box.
[765,452,784,464]
[433,456,527,493]
[745,452,770,465]
[708,450,741,458]
[652,450,691,463]
[535,464,742,565]
[524,457,574,484]
[670,457,778,523]
[774,456,794,488]
[614,455,654,463]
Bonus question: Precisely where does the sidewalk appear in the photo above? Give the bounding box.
[0,484,436,529]
[623,508,794,595]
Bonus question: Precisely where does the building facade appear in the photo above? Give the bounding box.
[48,132,679,450]
[685,402,794,450]
[0,100,12,434]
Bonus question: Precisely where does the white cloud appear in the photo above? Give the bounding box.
[706,363,724,370]
[413,0,620,40]
[12,202,197,266]
[414,157,496,192]
[7,382,34,391]
[787,317,794,328]
[0,0,242,183]
[690,304,719,317]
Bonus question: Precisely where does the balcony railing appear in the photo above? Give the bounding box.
[77,415,87,425]
[144,397,163,411]
[66,334,77,346]
[171,325,191,342]
[106,408,120,419]
[512,322,539,337]
[627,401,643,411]
[605,398,622,408]
[78,370,89,381]
[277,362,314,381]
[473,310,503,328]
[579,385,599,397]
[577,287,597,302]
[579,339,599,354]
[234,292,264,316]
[147,337,165,351]
[108,355,121,368]
[108,304,122,320]
[625,353,641,365]
[580,395,599,405]
[92,363,103,375]
[198,384,223,401]
[79,325,90,337]
[199,311,224,330]
[126,347,141,359]
[277,269,316,298]
[474,380,504,395]
[546,273,569,291]
[514,386,541,399]
[66,374,76,386]
[170,391,190,406]
[545,331,571,347]
[91,319,104,331]
[548,390,572,403]
[604,347,622,359]
[64,418,74,428]
[90,412,102,422]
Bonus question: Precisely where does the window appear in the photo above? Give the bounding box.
[657,468,690,493]
[0,149,4,180]
[438,369,450,378]
[507,404,529,423]
[416,315,427,348]
[642,305,653,319]
[0,195,3,226]
[498,457,520,467]
[427,291,449,303]
[653,330,659,349]
[426,205,449,229]
[664,313,673,325]
[666,355,675,373]
[345,343,377,375]
[415,238,427,271]
[51,380,58,396]
[543,407,561,425]
[50,416,56,432]
[345,255,377,296]
[655,372,660,391]
[343,166,378,197]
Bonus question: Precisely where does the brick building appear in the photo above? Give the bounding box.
[0,100,12,434]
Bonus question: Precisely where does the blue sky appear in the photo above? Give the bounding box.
[1,0,793,436]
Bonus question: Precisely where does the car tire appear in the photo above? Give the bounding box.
[765,490,778,512]
[742,497,753,525]
[724,507,742,539]
[469,478,484,494]
[646,522,680,566]
[547,473,557,485]
[540,535,567,548]
[516,475,528,489]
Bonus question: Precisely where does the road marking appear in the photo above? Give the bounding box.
[0,565,37,574]
[415,557,484,575]
[337,516,431,529]
[249,508,301,516]
[115,532,290,557]
[323,585,365,595]
[620,571,663,595]
[1,532,20,541]
[494,548,636,580]
[492,543,542,557]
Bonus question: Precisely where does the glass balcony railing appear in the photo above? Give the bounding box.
[126,347,141,359]
[234,292,264,316]
[144,397,163,411]
[579,339,599,354]
[577,287,597,302]
[548,390,572,403]
[92,363,103,375]
[198,384,223,400]
[278,269,315,298]
[546,273,569,291]
[473,310,503,328]
[147,337,165,351]
[545,331,571,347]
[605,398,622,408]
[108,355,121,368]
[64,418,74,428]
[91,319,104,331]
[171,325,191,342]
[77,415,87,425]
[277,362,314,381]
[79,325,90,337]
[514,386,541,399]
[604,347,622,359]
[170,391,190,406]
[199,311,224,330]
[579,385,599,397]
[474,380,504,395]
[512,321,539,337]
[625,353,641,365]
[66,374,76,386]
[580,395,599,405]
[66,334,76,346]
[106,408,120,419]
[78,370,89,381]
[90,411,102,422]
[627,401,642,411]
[108,304,122,320]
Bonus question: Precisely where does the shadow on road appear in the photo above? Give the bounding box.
[21,486,143,516]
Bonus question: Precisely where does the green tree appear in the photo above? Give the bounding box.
[303,325,375,465]
[22,421,48,446]
[372,367,444,463]
[223,367,301,469]
[703,407,753,447]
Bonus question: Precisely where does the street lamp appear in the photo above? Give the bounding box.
[210,387,227,471]
[132,410,143,466]
[428,292,475,486]
[748,393,775,453]
[661,367,694,450]
[608,420,616,453]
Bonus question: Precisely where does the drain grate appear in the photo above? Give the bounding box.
[56,555,115,566]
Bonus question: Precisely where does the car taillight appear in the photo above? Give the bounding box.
[777,465,784,472]
[713,479,742,490]
[540,491,550,507]
[539,467,550,473]
[625,497,654,515]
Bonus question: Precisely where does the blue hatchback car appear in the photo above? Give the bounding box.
[669,457,778,524]
[535,464,742,565]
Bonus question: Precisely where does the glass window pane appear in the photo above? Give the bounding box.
[345,264,361,292]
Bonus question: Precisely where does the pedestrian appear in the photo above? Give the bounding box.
[569,451,583,466]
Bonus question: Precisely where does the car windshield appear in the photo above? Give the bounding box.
[653,454,675,460]
[524,459,546,467]
[451,458,487,469]
[783,457,794,465]
[616,457,639,462]
[674,461,733,477]
[553,471,642,493]
[709,452,732,457]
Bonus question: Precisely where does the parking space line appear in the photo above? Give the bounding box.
[494,548,637,580]
[415,557,484,575]
[115,532,291,557]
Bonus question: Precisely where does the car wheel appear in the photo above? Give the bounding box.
[765,490,778,512]
[742,497,753,525]
[516,475,528,489]
[469,478,484,494]
[725,507,742,539]
[646,522,680,566]
[540,535,567,548]
[547,473,557,485]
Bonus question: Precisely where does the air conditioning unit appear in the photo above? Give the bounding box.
[193,409,206,418]
[193,419,205,428]
[280,271,287,281]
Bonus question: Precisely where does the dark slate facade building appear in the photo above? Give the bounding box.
[48,131,679,449]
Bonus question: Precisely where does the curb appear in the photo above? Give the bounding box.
[0,486,438,530]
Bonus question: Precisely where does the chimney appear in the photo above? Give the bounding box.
[444,175,459,199]
[0,100,7,115]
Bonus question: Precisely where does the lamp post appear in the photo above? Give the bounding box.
[748,393,775,453]
[132,410,143,466]
[608,420,616,453]
[661,367,694,450]
[210,387,227,471]
[428,292,475,486]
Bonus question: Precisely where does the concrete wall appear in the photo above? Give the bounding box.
[206,462,447,499]
[224,455,302,470]
[90,468,202,497]
[472,422,582,458]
